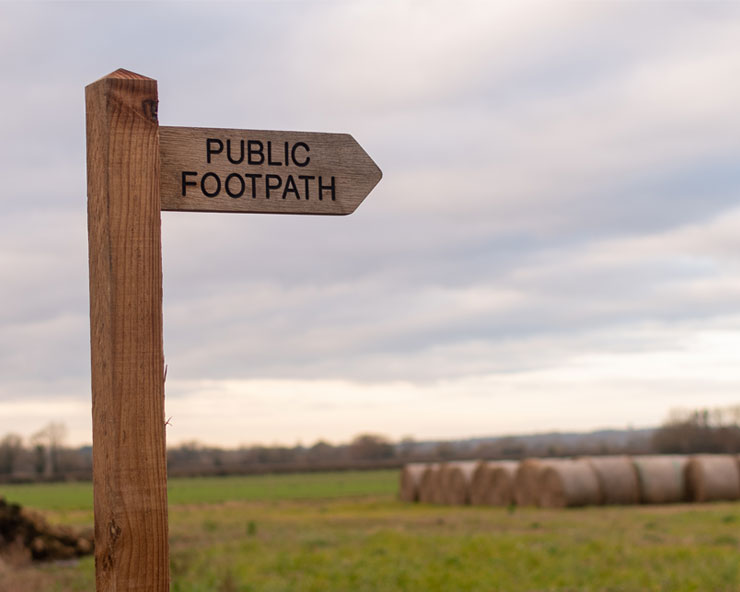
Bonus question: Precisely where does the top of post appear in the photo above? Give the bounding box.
[91,68,155,84]
[86,68,158,123]
[107,68,155,81]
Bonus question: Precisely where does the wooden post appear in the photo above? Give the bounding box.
[86,69,169,591]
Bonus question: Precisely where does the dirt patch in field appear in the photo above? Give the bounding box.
[0,497,93,564]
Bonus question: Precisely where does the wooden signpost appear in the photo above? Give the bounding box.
[85,69,381,591]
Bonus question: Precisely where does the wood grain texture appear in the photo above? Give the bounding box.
[86,69,169,591]
[159,126,381,215]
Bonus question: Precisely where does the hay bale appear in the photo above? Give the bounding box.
[470,461,519,506]
[399,463,427,503]
[685,454,740,502]
[538,459,602,508]
[418,463,442,504]
[514,458,564,506]
[439,461,480,505]
[632,455,689,504]
[430,464,448,504]
[585,456,640,505]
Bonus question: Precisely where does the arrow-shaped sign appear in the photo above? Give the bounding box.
[159,126,381,215]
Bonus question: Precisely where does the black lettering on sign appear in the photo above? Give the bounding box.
[201,172,221,198]
[298,175,314,200]
[225,173,245,198]
[226,139,244,164]
[265,174,282,199]
[267,141,282,166]
[282,175,300,200]
[205,138,312,166]
[176,138,335,205]
[244,173,262,198]
[318,176,336,201]
[206,139,223,164]
[248,140,264,165]
[181,171,198,196]
[292,142,310,167]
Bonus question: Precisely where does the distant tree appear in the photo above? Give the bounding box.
[434,441,457,460]
[31,422,67,477]
[498,437,526,459]
[398,436,416,458]
[33,443,46,477]
[307,440,341,463]
[167,440,205,470]
[0,434,23,474]
[472,441,499,459]
[211,448,225,468]
[547,443,566,457]
[348,434,394,461]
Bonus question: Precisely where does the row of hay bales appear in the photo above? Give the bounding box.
[399,454,740,508]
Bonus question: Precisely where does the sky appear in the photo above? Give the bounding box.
[2,1,740,447]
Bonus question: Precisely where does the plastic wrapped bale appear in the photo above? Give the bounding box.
[418,464,442,504]
[470,461,519,506]
[514,458,564,506]
[685,454,740,502]
[585,456,640,505]
[538,459,603,508]
[399,463,427,503]
[632,455,689,504]
[439,461,480,505]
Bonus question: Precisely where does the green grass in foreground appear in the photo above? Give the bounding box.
[2,471,740,592]
[0,470,398,511]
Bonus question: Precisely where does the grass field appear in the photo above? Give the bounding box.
[2,470,739,591]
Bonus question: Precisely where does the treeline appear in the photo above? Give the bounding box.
[0,423,91,482]
[652,405,740,454]
[166,433,400,477]
[1,405,739,483]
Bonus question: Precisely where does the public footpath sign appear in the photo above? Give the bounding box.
[160,127,381,215]
[85,69,381,592]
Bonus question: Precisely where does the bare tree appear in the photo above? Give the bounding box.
[0,434,23,475]
[31,422,67,478]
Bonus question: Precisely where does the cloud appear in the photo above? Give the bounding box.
[2,2,740,444]
[161,320,740,446]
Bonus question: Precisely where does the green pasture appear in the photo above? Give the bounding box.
[2,470,739,592]
[1,470,399,511]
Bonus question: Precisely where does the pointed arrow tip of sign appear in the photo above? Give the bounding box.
[350,133,383,180]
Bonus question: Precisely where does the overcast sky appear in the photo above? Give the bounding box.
[2,1,740,447]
